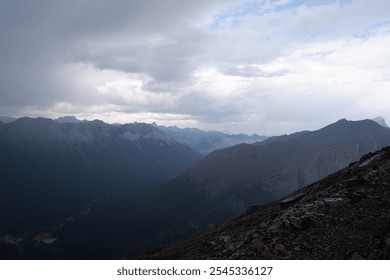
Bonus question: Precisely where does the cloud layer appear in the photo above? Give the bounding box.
[1,0,390,134]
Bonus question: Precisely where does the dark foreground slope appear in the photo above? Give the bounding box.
[142,146,390,259]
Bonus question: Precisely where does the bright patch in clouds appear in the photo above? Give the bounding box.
[1,0,390,135]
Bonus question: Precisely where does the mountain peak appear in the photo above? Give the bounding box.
[55,116,84,124]
[372,116,389,128]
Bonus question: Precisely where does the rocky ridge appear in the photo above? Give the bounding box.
[141,146,390,259]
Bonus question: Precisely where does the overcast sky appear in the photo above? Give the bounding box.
[1,0,390,135]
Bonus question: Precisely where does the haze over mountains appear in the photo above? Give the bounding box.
[156,124,267,154]
[0,116,16,124]
[1,116,390,259]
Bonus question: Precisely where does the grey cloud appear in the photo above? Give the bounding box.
[222,65,288,77]
[172,90,257,124]
[0,0,236,109]
[73,26,215,98]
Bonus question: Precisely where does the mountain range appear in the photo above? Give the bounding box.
[2,116,268,155]
[1,116,390,259]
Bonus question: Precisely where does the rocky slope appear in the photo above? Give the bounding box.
[141,146,390,260]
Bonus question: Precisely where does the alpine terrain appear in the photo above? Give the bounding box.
[1,117,390,259]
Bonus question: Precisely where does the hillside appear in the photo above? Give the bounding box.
[141,146,390,259]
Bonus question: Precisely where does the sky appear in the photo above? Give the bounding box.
[1,0,390,135]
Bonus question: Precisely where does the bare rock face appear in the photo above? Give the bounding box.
[141,147,390,260]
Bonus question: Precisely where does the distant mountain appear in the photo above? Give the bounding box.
[141,146,390,260]
[372,116,389,128]
[0,116,16,123]
[191,133,267,155]
[0,117,201,237]
[55,116,86,124]
[156,124,267,154]
[179,119,390,197]
[1,115,85,124]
